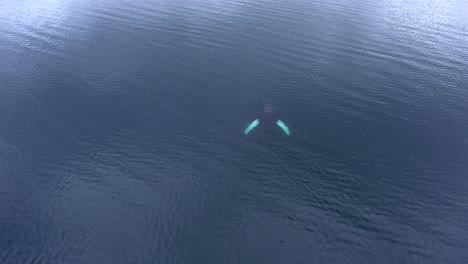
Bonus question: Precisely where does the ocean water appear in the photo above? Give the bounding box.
[1,0,468,263]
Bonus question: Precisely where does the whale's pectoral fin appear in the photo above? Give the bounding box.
[244,119,260,135]
[276,119,290,136]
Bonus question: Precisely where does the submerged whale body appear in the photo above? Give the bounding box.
[244,103,290,136]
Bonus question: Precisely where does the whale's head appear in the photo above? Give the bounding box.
[263,103,274,113]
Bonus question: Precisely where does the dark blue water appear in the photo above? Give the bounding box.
[1,0,468,263]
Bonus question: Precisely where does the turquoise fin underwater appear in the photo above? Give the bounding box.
[244,119,260,135]
[276,119,290,136]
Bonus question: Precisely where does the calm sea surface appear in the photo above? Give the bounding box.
[1,0,468,263]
